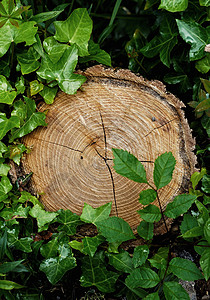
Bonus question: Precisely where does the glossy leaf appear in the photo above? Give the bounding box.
[80,254,119,292]
[196,99,210,112]
[0,141,7,158]
[80,40,111,66]
[181,226,203,239]
[204,219,210,244]
[199,0,210,6]
[40,86,58,104]
[137,221,154,240]
[29,204,58,231]
[169,257,203,280]
[0,260,25,273]
[163,282,190,300]
[83,235,105,257]
[125,267,160,289]
[0,229,7,260]
[9,97,47,142]
[18,191,43,207]
[112,148,148,183]
[54,8,93,56]
[0,113,20,140]
[31,10,64,23]
[202,174,210,193]
[7,232,33,253]
[0,280,24,290]
[43,36,69,64]
[133,245,149,267]
[0,75,16,104]
[176,19,209,61]
[144,292,160,300]
[159,0,188,12]
[0,163,10,176]
[180,214,198,238]
[0,176,12,202]
[195,54,210,74]
[153,152,176,189]
[56,209,81,235]
[191,168,206,189]
[80,202,112,225]
[30,80,44,96]
[17,47,40,75]
[40,237,59,258]
[200,247,210,280]
[138,189,157,205]
[108,251,134,273]
[164,194,196,218]
[96,216,135,243]
[138,205,161,223]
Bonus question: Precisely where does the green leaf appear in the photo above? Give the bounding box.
[0,163,10,176]
[140,16,178,67]
[83,235,105,257]
[112,149,148,183]
[133,245,149,267]
[164,194,196,218]
[0,141,7,158]
[0,176,12,202]
[37,45,86,94]
[153,152,176,189]
[0,260,25,273]
[40,86,58,104]
[181,226,203,239]
[164,73,191,92]
[159,0,188,12]
[31,10,64,23]
[201,78,210,94]
[17,47,40,75]
[43,36,69,64]
[138,189,157,205]
[149,247,169,270]
[191,168,206,189]
[96,216,135,244]
[80,254,119,293]
[202,174,210,193]
[204,219,210,244]
[29,204,58,231]
[15,76,25,95]
[0,280,24,290]
[125,267,160,289]
[108,251,134,273]
[195,199,209,226]
[54,8,93,56]
[5,143,27,165]
[137,221,154,240]
[200,247,210,280]
[163,282,190,300]
[40,237,59,258]
[30,80,44,96]
[196,99,210,112]
[138,205,161,223]
[18,191,43,207]
[0,75,16,104]
[0,113,20,140]
[40,253,76,284]
[7,230,33,253]
[0,229,7,260]
[180,214,198,238]
[195,54,210,74]
[176,20,209,61]
[80,202,112,225]
[143,292,160,300]
[56,209,81,235]
[79,40,111,66]
[9,97,47,142]
[199,0,210,6]
[169,257,204,280]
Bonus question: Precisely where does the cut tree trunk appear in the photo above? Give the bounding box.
[21,65,196,231]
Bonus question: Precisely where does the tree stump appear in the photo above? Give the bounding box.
[22,65,196,231]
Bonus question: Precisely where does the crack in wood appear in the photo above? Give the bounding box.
[144,118,177,137]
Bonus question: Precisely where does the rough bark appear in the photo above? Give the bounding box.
[21,65,196,231]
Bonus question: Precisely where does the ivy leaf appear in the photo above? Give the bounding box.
[9,97,47,142]
[138,189,157,205]
[79,40,111,66]
[169,257,204,280]
[96,216,135,244]
[200,247,210,280]
[0,280,24,290]
[39,254,76,284]
[29,204,58,231]
[163,282,190,300]
[204,219,210,244]
[43,36,69,64]
[56,209,81,235]
[153,152,176,189]
[140,16,178,67]
[0,75,16,104]
[0,141,7,158]
[15,76,25,95]
[159,0,188,12]
[80,202,112,225]
[30,80,44,96]
[0,260,25,273]
[5,143,27,165]
[40,86,58,104]
[17,47,40,75]
[195,54,210,74]
[0,113,20,139]
[0,176,12,202]
[37,44,86,94]
[80,254,119,293]
[82,235,105,257]
[40,237,59,258]
[7,230,33,253]
[164,194,196,218]
[54,8,93,56]
[138,205,161,223]
[176,20,209,61]
[0,163,10,176]
[137,221,154,240]
[199,0,210,6]
[125,267,160,289]
[107,251,134,273]
[18,191,43,207]
[31,10,65,23]
[133,245,149,268]
[191,168,206,189]
[112,148,148,183]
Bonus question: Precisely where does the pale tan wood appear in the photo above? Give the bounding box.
[22,65,196,230]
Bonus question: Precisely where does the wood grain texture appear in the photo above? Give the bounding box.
[22,65,196,230]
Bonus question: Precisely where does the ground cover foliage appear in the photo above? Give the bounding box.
[0,0,209,299]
